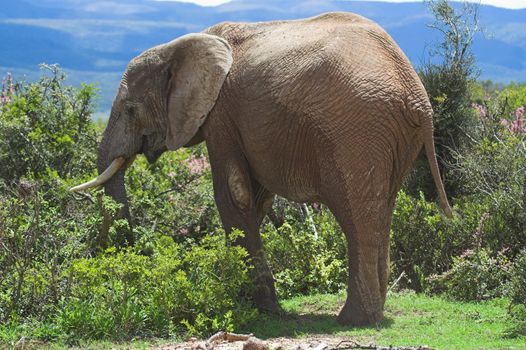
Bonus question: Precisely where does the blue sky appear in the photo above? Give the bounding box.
[155,0,526,9]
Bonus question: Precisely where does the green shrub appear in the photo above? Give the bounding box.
[506,250,526,337]
[427,248,512,301]
[125,146,221,245]
[261,204,347,298]
[498,83,526,116]
[0,67,103,326]
[407,0,480,199]
[0,65,98,182]
[390,190,482,291]
[0,68,254,343]
[452,97,526,257]
[59,233,254,341]
[0,169,99,324]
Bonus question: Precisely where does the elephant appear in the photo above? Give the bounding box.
[71,11,452,326]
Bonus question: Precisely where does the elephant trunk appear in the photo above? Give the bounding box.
[96,131,135,245]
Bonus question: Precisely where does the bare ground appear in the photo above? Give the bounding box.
[154,332,435,350]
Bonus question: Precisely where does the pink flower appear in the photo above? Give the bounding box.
[179,227,188,236]
[472,103,486,118]
[500,106,526,135]
[516,106,525,119]
[312,202,320,210]
[185,154,210,175]
[510,120,520,133]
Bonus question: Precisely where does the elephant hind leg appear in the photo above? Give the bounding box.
[330,197,392,326]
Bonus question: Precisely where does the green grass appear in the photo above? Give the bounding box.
[240,291,525,350]
[1,291,524,349]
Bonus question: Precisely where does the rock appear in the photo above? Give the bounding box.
[243,337,268,350]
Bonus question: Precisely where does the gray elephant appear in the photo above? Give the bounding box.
[72,12,452,326]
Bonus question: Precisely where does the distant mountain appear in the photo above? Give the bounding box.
[1,0,525,113]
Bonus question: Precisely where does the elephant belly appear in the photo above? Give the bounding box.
[239,113,324,203]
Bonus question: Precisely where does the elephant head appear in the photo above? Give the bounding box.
[70,33,233,224]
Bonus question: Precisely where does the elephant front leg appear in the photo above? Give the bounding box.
[332,198,391,326]
[210,158,279,313]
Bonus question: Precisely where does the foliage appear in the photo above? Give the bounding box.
[125,145,221,247]
[0,181,94,323]
[499,83,526,116]
[2,8,526,344]
[0,66,103,325]
[427,248,512,301]
[419,83,526,301]
[406,0,480,199]
[390,190,482,291]
[506,250,526,337]
[59,233,254,341]
[0,68,253,344]
[261,203,347,299]
[452,94,526,256]
[0,64,98,181]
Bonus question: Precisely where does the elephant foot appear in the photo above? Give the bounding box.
[250,263,281,313]
[336,300,383,326]
[255,296,282,314]
[253,282,281,314]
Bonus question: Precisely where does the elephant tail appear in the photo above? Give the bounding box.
[423,116,453,218]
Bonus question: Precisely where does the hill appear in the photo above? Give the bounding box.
[2,0,525,113]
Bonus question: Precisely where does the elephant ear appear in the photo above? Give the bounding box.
[163,33,233,150]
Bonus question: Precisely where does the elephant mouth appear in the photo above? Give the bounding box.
[70,135,164,192]
[70,154,137,193]
[140,134,166,164]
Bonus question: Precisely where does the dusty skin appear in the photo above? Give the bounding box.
[72,11,453,326]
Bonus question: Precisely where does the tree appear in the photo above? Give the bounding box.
[405,0,481,199]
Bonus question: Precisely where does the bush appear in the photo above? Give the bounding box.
[452,98,526,256]
[506,250,526,337]
[126,146,221,246]
[0,64,98,182]
[0,66,102,323]
[390,190,482,291]
[427,248,512,301]
[407,0,480,199]
[0,68,255,344]
[0,181,93,322]
[391,188,523,298]
[261,202,347,298]
[59,232,255,341]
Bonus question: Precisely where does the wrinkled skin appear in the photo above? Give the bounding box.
[96,12,451,326]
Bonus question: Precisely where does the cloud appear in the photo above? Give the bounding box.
[153,0,231,6]
[0,19,201,36]
[82,1,156,15]
[347,0,526,10]
[154,0,526,9]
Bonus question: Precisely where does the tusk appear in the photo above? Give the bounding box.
[70,157,126,192]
